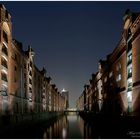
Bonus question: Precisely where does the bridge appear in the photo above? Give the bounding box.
[64,108,79,115]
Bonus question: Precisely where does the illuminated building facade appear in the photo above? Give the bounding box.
[61,89,69,110]
[0,4,67,115]
[77,9,140,116]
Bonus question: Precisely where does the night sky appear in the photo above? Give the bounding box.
[2,1,140,108]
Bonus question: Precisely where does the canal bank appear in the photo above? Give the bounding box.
[0,112,66,139]
[0,111,64,134]
[79,111,140,138]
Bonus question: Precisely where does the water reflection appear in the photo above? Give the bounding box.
[43,114,68,139]
[62,128,67,138]
[0,112,134,138]
[78,116,93,139]
[43,112,83,139]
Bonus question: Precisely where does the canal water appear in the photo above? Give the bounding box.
[0,112,84,139]
[43,112,82,139]
[0,112,139,138]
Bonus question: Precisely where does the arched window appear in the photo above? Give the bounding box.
[1,71,8,82]
[1,84,7,96]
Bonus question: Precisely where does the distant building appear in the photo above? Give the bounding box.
[61,89,69,109]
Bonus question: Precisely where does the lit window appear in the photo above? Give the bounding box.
[116,63,121,71]
[128,68,132,74]
[104,77,107,83]
[3,42,8,48]
[1,84,7,96]
[109,72,113,78]
[127,78,132,84]
[127,81,132,87]
[127,53,132,65]
[127,91,132,102]
[116,74,121,82]
[129,55,132,60]
[119,74,121,80]
[127,67,132,78]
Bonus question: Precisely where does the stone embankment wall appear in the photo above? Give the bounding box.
[0,112,64,126]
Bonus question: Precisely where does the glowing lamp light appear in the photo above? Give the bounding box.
[127,91,132,102]
[62,88,66,92]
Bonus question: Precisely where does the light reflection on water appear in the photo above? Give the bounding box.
[0,112,137,138]
[1,113,93,139]
[43,112,85,139]
[62,128,67,139]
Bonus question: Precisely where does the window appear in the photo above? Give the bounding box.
[24,64,26,69]
[28,64,29,70]
[29,78,32,85]
[109,71,113,78]
[5,10,8,19]
[1,57,8,68]
[116,74,121,82]
[1,85,7,96]
[129,68,132,74]
[3,31,8,43]
[127,91,132,102]
[29,87,32,93]
[128,81,132,88]
[2,43,8,56]
[128,67,132,78]
[104,77,107,83]
[128,28,131,39]
[12,53,17,61]
[1,72,8,82]
[127,42,132,52]
[127,53,132,65]
[30,61,32,67]
[29,71,32,76]
[14,53,17,60]
[127,78,132,88]
[128,54,132,61]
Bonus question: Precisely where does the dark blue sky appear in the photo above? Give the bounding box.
[2,1,140,107]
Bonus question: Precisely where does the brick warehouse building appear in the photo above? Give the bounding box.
[77,9,140,116]
[0,4,67,115]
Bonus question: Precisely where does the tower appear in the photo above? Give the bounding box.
[61,88,69,109]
